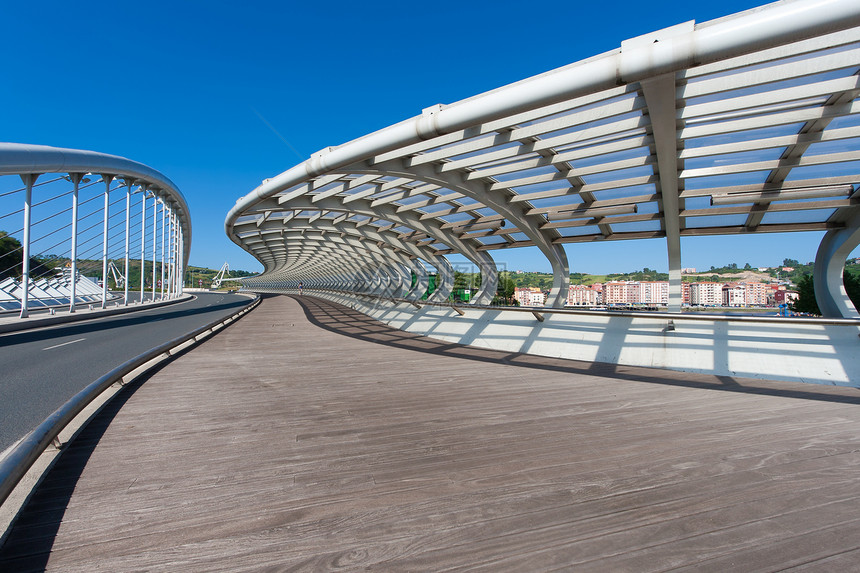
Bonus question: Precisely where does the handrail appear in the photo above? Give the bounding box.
[0,294,260,510]
[284,287,860,327]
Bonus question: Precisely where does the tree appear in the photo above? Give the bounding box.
[0,231,21,279]
[792,272,860,315]
[783,258,800,267]
[744,263,752,270]
[496,273,515,305]
[0,231,58,280]
[792,275,819,315]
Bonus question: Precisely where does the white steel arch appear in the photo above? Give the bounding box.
[0,143,191,317]
[228,0,860,316]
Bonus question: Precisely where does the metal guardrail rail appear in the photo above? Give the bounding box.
[0,294,260,515]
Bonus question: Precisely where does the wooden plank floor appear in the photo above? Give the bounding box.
[2,294,860,572]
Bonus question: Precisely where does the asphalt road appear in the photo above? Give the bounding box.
[0,292,253,455]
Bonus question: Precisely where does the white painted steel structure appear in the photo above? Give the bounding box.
[0,143,190,318]
[228,0,860,320]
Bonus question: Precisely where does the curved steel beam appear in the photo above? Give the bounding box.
[0,143,191,266]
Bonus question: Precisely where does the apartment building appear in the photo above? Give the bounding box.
[602,281,668,306]
[723,284,746,306]
[566,284,601,306]
[743,282,769,306]
[603,281,638,305]
[690,282,723,306]
[640,281,669,305]
[514,287,546,307]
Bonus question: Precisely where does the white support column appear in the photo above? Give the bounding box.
[428,256,454,302]
[178,226,184,295]
[160,199,166,299]
[640,73,683,313]
[168,209,175,298]
[405,259,429,301]
[69,173,83,313]
[152,194,157,302]
[140,188,146,303]
[813,212,860,318]
[101,175,112,308]
[19,174,38,318]
[123,180,132,306]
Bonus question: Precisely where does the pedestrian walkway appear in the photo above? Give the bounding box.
[2,294,860,571]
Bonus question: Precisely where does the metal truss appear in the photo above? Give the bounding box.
[228,0,860,316]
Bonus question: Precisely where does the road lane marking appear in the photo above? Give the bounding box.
[42,338,86,351]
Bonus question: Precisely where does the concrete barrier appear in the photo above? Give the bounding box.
[303,290,860,387]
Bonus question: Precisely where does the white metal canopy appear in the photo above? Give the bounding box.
[227,0,860,316]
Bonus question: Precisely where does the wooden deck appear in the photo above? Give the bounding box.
[3,294,860,572]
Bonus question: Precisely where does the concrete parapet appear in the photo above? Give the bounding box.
[311,291,860,387]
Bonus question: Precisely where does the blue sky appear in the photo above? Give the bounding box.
[2,0,850,275]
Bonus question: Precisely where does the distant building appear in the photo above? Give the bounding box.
[514,287,546,307]
[681,267,697,274]
[603,281,638,305]
[639,281,668,305]
[601,281,669,306]
[723,283,745,307]
[690,282,723,306]
[742,282,769,306]
[566,284,600,306]
[775,289,799,306]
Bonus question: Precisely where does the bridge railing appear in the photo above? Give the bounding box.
[0,143,191,318]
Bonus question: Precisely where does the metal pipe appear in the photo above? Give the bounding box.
[19,174,37,318]
[140,188,146,303]
[152,194,157,302]
[178,229,184,295]
[160,199,166,299]
[101,176,111,308]
[167,208,173,299]
[69,173,82,313]
[124,180,131,306]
